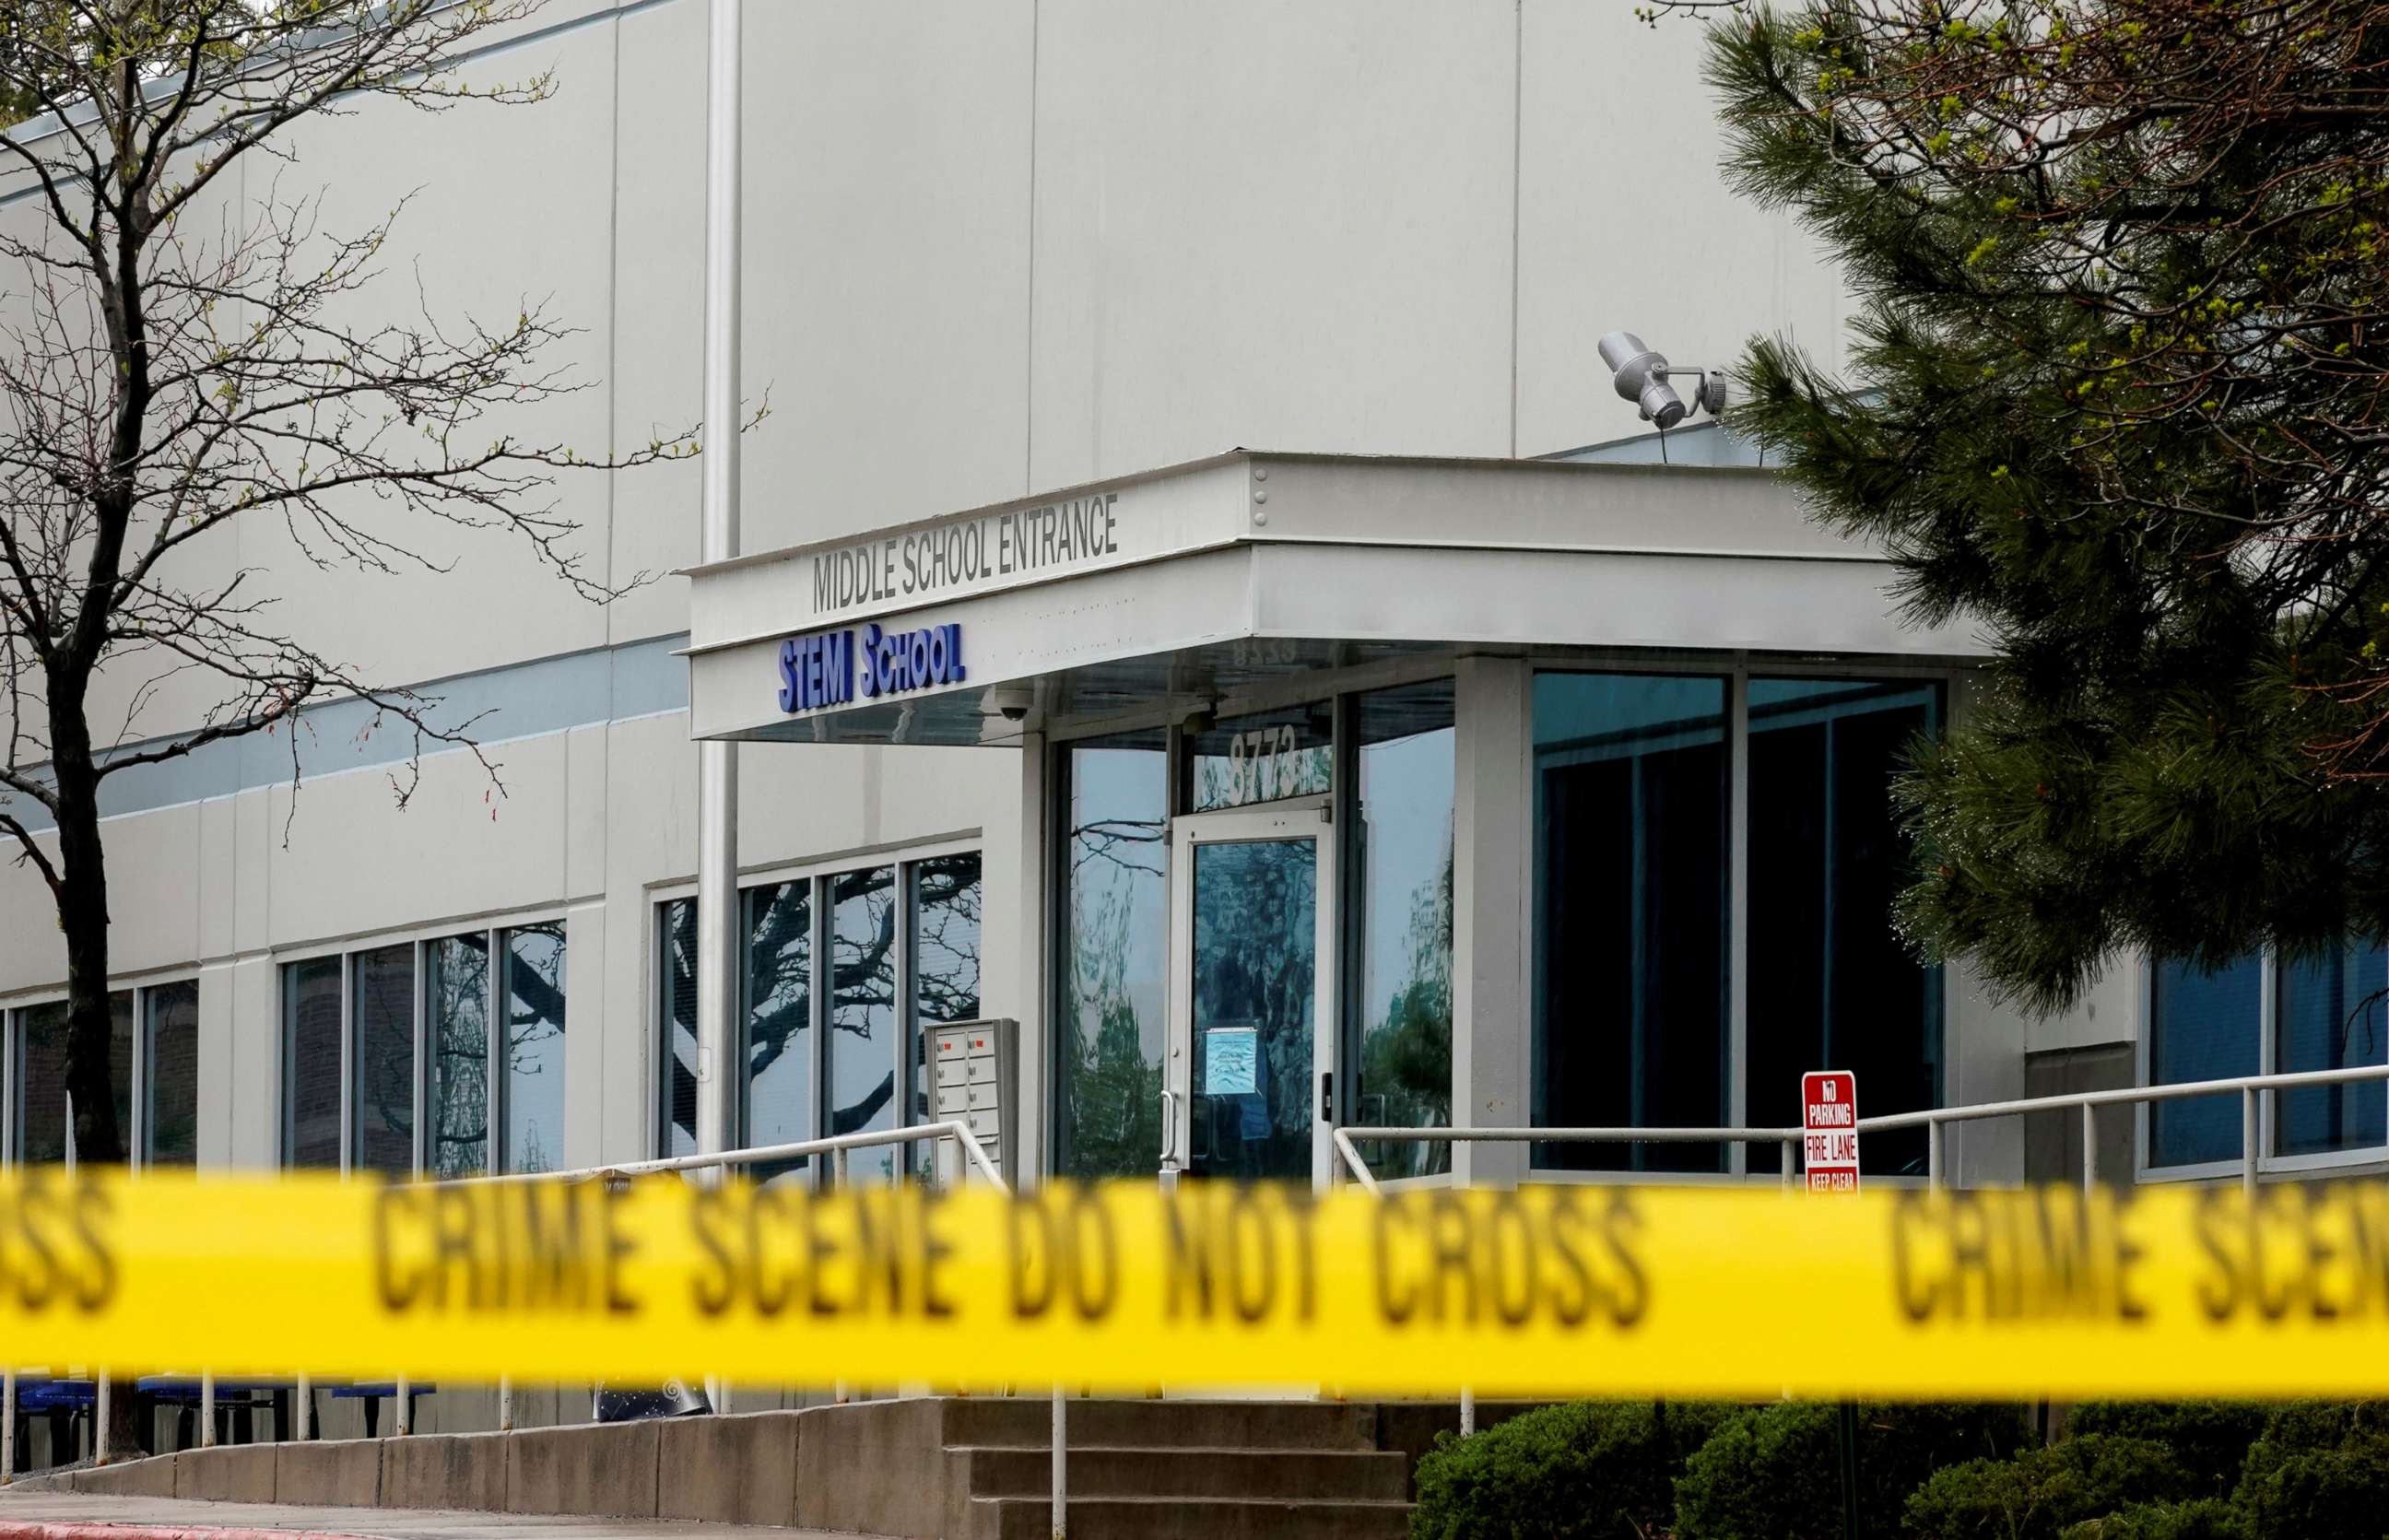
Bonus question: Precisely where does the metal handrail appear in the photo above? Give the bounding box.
[1332,1060,2389,1195]
[435,1118,1010,1192]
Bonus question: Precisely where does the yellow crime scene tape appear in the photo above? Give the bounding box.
[5,1172,2389,1398]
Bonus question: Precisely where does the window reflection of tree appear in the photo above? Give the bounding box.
[504,925,567,1174]
[430,935,490,1177]
[660,900,699,1157]
[1192,841,1316,1177]
[1360,843,1454,1179]
[1062,805,1167,1179]
[830,869,899,1164]
[664,862,986,1175]
[354,950,415,1174]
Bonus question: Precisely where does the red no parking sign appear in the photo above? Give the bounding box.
[1802,1071,1859,1192]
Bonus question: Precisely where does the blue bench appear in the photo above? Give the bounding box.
[7,1378,93,1471]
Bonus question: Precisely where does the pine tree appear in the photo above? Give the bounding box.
[1705,0,2389,1009]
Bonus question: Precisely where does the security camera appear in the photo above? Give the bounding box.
[1599,331,1729,429]
[983,683,1034,723]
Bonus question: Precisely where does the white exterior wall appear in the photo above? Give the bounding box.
[0,0,2083,1176]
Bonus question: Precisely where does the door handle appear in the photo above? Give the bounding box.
[1320,1070,1334,1122]
[1159,1088,1178,1166]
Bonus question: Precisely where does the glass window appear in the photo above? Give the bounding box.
[744,880,814,1173]
[352,946,416,1175]
[1055,729,1170,1180]
[658,899,699,1159]
[427,934,490,1177]
[1532,674,1730,1172]
[282,959,343,1168]
[1187,702,1334,812]
[144,981,200,1166]
[16,1001,69,1164]
[2277,945,2389,1157]
[1351,681,1455,1181]
[911,853,984,1147]
[501,924,568,1175]
[1747,677,1944,1176]
[2150,954,2262,1167]
[106,992,132,1159]
[828,866,900,1180]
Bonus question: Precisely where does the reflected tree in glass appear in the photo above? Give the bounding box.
[830,866,900,1179]
[909,855,984,1173]
[144,981,200,1165]
[659,899,699,1158]
[353,945,416,1174]
[502,924,567,1175]
[18,1001,69,1163]
[1353,682,1456,1181]
[744,880,813,1177]
[428,934,490,1177]
[1058,739,1169,1179]
[104,991,132,1161]
[1191,838,1317,1181]
[282,960,342,1169]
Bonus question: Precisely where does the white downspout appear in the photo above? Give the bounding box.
[695,0,744,1419]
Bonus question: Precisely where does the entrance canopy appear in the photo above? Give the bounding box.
[680,451,1984,746]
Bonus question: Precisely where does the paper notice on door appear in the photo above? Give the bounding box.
[1204,1026,1260,1096]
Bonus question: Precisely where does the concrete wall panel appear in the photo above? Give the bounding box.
[736,0,1038,555]
[1514,1,1853,456]
[1029,1,1519,488]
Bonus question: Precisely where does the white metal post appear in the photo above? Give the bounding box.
[1050,1390,1067,1539]
[200,1371,216,1448]
[2081,1102,2097,1194]
[296,1373,312,1440]
[395,1377,412,1436]
[2,1368,13,1484]
[498,1377,513,1432]
[93,1372,109,1465]
[2242,1086,2260,1195]
[1926,1119,1945,1190]
[693,0,746,1176]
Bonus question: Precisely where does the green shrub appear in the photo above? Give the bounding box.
[2061,1499,2252,1540]
[2065,1404,2270,1495]
[1408,1399,1732,1540]
[2234,1427,2389,1540]
[1903,1436,2195,1540]
[1674,1402,2032,1540]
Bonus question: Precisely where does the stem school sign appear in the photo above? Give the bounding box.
[779,621,967,716]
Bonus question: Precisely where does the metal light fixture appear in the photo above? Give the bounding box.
[1599,330,1730,429]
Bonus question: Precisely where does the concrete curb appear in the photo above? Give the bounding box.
[0,1524,383,1540]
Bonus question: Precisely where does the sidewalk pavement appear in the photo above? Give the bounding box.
[0,1489,917,1540]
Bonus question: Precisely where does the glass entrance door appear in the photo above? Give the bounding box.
[1162,795,1336,1190]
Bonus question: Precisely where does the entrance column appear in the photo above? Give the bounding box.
[1453,656,1532,1186]
[694,0,744,1166]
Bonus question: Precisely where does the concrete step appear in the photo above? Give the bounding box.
[973,1494,1413,1540]
[938,1397,1377,1451]
[959,1444,1410,1502]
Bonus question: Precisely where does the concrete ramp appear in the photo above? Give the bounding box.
[4,1398,1472,1538]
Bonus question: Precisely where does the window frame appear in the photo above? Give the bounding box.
[2136,946,2389,1184]
[275,908,567,1178]
[649,836,983,1170]
[2,976,195,1171]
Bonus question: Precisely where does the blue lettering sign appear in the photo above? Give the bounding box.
[776,622,965,715]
